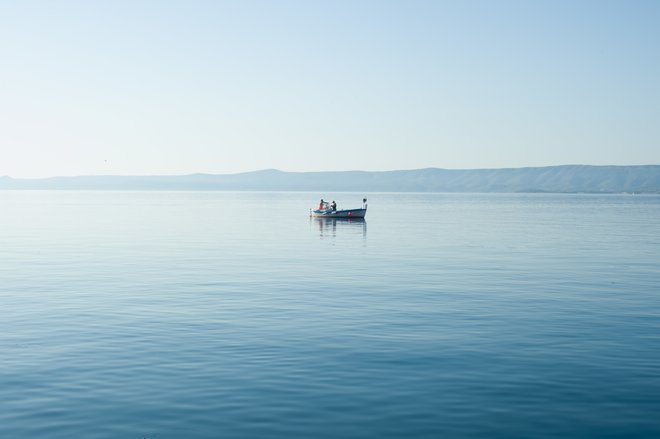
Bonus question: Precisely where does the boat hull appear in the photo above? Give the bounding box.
[310,208,367,218]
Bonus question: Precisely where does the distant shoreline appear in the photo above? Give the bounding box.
[2,165,659,194]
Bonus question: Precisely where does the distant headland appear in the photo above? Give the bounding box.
[1,165,659,193]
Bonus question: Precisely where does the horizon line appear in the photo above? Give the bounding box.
[3,164,659,180]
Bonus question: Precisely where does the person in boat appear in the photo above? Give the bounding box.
[319,199,325,210]
[331,201,337,211]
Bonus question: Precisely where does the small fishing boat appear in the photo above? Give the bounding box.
[310,198,368,218]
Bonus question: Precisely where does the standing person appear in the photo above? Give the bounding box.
[319,199,325,210]
[331,201,337,211]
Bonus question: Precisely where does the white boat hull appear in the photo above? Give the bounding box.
[310,208,367,218]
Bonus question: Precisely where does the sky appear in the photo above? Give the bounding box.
[1,0,659,178]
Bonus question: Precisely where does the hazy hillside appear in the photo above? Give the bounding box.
[1,166,659,193]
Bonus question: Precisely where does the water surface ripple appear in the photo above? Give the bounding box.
[1,192,659,438]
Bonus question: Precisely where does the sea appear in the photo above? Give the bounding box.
[1,191,659,439]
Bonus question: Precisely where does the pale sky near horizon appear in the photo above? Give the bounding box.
[1,0,659,178]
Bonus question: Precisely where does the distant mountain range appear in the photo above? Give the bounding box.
[1,165,659,193]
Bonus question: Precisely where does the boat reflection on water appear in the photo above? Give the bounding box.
[312,217,367,241]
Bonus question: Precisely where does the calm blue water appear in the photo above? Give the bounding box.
[1,191,659,438]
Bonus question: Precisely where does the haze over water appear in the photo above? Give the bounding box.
[1,191,659,438]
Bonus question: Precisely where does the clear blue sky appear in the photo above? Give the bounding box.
[1,0,659,177]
